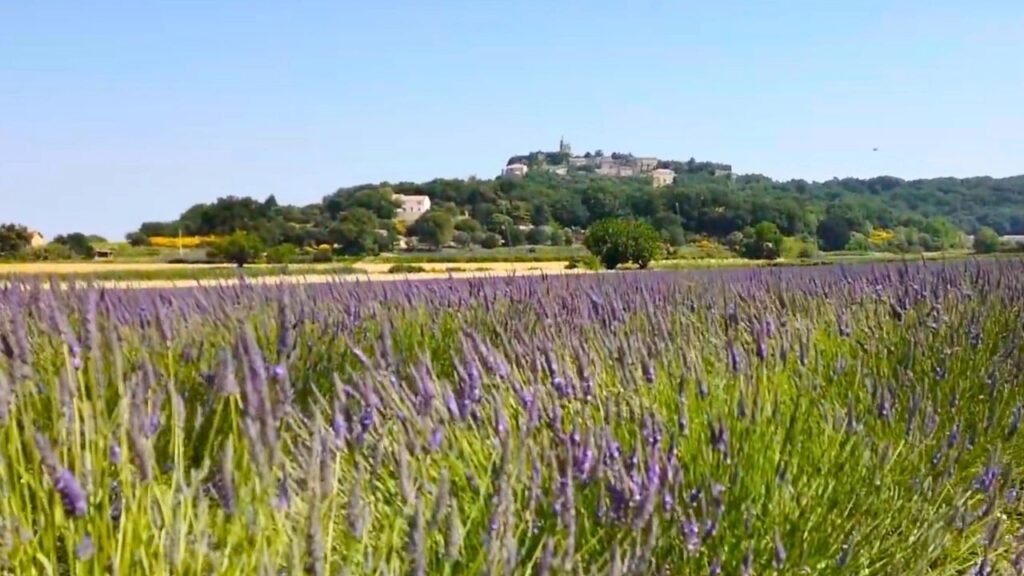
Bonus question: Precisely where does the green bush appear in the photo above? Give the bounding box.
[266,243,299,264]
[741,222,784,260]
[387,263,428,274]
[565,254,601,270]
[780,236,820,260]
[480,233,502,249]
[51,232,96,260]
[206,231,265,267]
[973,226,1001,254]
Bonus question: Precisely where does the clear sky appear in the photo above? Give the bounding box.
[2,1,1022,239]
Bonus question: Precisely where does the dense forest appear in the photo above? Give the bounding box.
[131,168,1024,254]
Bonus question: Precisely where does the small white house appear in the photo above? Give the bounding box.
[396,195,431,224]
[503,163,529,178]
[651,168,676,188]
[29,230,46,248]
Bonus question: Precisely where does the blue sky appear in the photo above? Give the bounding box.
[2,1,1022,239]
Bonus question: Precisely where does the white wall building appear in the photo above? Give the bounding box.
[651,168,676,188]
[503,163,529,178]
[396,195,432,224]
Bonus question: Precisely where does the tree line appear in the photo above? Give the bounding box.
[4,168,1023,261]
[130,170,1024,252]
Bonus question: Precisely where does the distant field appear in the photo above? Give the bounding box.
[0,249,1005,286]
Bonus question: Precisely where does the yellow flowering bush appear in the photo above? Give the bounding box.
[148,236,219,248]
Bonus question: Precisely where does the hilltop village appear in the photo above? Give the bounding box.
[502,138,733,188]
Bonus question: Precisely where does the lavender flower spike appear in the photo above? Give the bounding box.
[34,433,87,518]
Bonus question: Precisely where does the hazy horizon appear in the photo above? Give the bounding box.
[3,1,1022,239]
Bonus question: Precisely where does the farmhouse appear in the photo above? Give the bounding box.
[28,230,46,247]
[395,195,431,224]
[503,163,529,178]
[651,168,676,188]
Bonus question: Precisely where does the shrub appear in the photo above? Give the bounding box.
[24,243,74,261]
[845,232,873,252]
[780,236,819,260]
[973,226,1001,254]
[741,222,784,260]
[311,248,334,263]
[266,243,299,264]
[480,233,502,249]
[565,254,601,270]
[126,232,150,247]
[387,263,427,274]
[453,231,472,248]
[526,226,552,246]
[206,231,265,267]
[584,218,663,270]
[410,211,455,250]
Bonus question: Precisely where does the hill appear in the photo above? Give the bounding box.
[128,168,1024,252]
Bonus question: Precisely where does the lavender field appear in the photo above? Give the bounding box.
[1,261,1023,575]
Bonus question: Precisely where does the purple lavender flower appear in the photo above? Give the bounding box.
[75,534,94,560]
[836,542,852,567]
[34,433,87,518]
[973,461,1000,494]
[946,423,960,449]
[108,440,121,465]
[427,426,444,452]
[681,516,701,553]
[54,468,88,518]
[773,529,787,569]
[1007,404,1022,438]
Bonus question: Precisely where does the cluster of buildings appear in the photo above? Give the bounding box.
[503,138,681,188]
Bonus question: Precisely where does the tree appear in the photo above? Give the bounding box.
[584,218,663,269]
[921,216,964,250]
[411,210,455,250]
[324,187,400,220]
[487,213,515,235]
[973,226,1001,254]
[0,224,31,257]
[126,232,150,247]
[52,233,96,259]
[816,215,852,252]
[742,221,783,260]
[328,208,380,256]
[208,231,265,267]
[266,243,298,263]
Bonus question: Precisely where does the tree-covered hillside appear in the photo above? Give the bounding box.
[134,170,1024,247]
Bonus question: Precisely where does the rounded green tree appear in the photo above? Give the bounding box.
[973,226,1001,254]
[584,218,663,270]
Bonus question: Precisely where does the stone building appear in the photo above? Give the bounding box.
[651,168,676,188]
[395,195,432,224]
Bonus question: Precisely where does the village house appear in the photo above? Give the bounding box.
[28,230,46,248]
[503,163,529,178]
[651,168,676,188]
[395,195,431,224]
[633,157,659,172]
